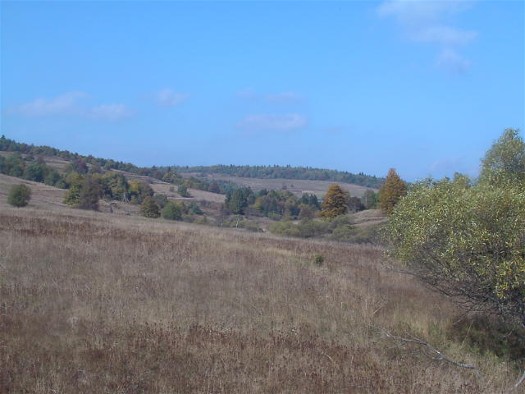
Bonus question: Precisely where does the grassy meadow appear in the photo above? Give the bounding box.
[0,176,522,393]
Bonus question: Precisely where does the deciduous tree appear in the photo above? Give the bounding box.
[479,128,525,187]
[320,184,349,219]
[379,169,407,215]
[385,129,525,327]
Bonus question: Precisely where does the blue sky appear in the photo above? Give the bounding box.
[1,1,523,181]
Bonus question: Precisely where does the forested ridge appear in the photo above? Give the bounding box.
[0,135,383,188]
[175,164,384,188]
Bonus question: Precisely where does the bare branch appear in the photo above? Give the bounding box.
[380,328,479,372]
[514,370,525,390]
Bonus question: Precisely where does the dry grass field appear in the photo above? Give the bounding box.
[0,179,522,393]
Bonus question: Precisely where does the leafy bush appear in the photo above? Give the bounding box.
[178,184,190,198]
[7,184,31,207]
[386,175,525,325]
[78,176,102,210]
[269,219,328,239]
[313,254,324,266]
[161,201,182,221]
[140,196,160,218]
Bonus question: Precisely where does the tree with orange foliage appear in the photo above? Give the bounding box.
[379,168,407,214]
[320,184,349,219]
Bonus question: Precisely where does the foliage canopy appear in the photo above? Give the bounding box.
[386,129,525,326]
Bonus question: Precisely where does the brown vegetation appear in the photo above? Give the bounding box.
[1,203,521,393]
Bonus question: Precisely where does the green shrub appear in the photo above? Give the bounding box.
[161,201,182,221]
[140,196,161,218]
[269,219,328,239]
[7,184,31,207]
[313,254,324,266]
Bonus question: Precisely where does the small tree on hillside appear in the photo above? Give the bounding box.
[178,184,191,198]
[78,176,102,210]
[63,172,84,207]
[7,184,31,207]
[141,196,160,218]
[320,184,349,219]
[161,201,182,220]
[379,168,407,215]
[362,189,378,209]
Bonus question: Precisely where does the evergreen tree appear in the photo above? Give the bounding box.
[320,184,349,219]
[225,187,254,215]
[379,169,407,215]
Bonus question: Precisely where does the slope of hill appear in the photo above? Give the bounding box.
[1,188,520,392]
[0,136,382,197]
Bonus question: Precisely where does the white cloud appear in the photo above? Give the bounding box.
[9,92,134,121]
[377,0,477,73]
[90,104,133,121]
[10,91,87,116]
[237,114,307,133]
[155,89,189,107]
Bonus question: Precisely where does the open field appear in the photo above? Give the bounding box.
[1,186,522,392]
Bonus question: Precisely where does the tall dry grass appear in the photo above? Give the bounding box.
[0,207,520,393]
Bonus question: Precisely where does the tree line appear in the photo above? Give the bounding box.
[173,164,384,189]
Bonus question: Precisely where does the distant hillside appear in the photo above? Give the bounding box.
[175,165,384,189]
[0,135,383,192]
[0,135,163,179]
[181,172,373,198]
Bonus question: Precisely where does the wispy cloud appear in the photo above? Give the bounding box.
[265,91,302,103]
[437,48,471,74]
[237,89,302,103]
[377,0,477,74]
[414,25,477,46]
[10,91,87,116]
[90,104,133,121]
[377,1,470,26]
[237,114,307,133]
[9,91,133,121]
[155,88,189,107]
